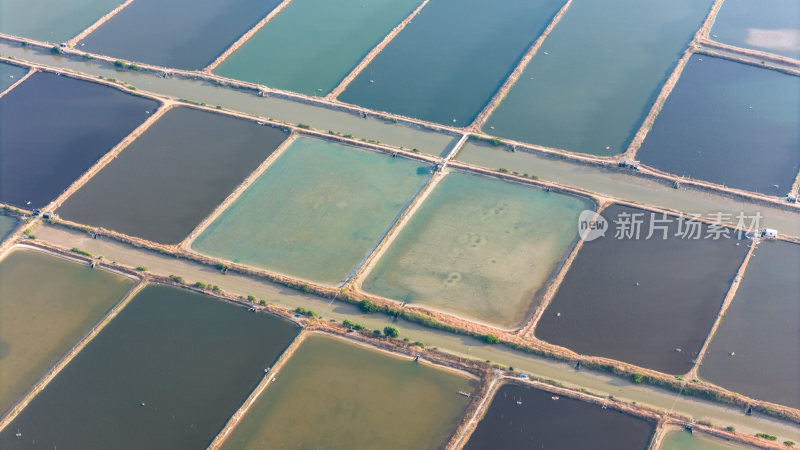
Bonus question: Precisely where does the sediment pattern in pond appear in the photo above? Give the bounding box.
[339,0,566,126]
[78,0,284,70]
[464,383,655,450]
[637,55,800,195]
[700,240,800,409]
[485,0,712,155]
[363,172,591,328]
[58,107,289,244]
[535,204,748,374]
[0,248,133,415]
[214,0,422,96]
[222,334,476,450]
[0,284,299,449]
[192,137,430,285]
[0,0,122,43]
[0,72,158,209]
[710,0,800,59]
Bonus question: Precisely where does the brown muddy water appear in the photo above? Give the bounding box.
[0,284,299,449]
[464,383,655,449]
[535,204,748,374]
[58,107,289,244]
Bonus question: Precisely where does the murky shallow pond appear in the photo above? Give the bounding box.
[464,383,655,450]
[0,72,158,209]
[0,284,299,449]
[58,107,288,244]
[192,137,430,285]
[0,214,18,242]
[700,240,800,409]
[659,428,749,450]
[637,55,800,195]
[222,334,476,450]
[362,171,592,328]
[0,248,132,415]
[536,204,748,374]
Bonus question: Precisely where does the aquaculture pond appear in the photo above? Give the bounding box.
[637,55,800,195]
[222,334,476,450]
[0,72,158,209]
[0,41,459,156]
[362,171,591,328]
[659,429,749,450]
[339,0,566,126]
[535,204,748,374]
[0,284,299,449]
[710,0,800,59]
[485,0,712,156]
[0,248,132,415]
[0,0,121,43]
[0,61,27,92]
[214,0,422,96]
[700,240,800,409]
[464,383,655,450]
[192,137,429,285]
[0,214,17,242]
[78,0,284,70]
[58,107,289,244]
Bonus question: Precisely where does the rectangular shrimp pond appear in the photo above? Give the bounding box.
[636,55,800,195]
[0,72,158,209]
[339,0,566,126]
[78,0,284,70]
[464,383,655,450]
[191,136,430,285]
[699,240,800,409]
[221,334,476,450]
[710,0,800,60]
[535,204,748,374]
[0,284,299,449]
[213,0,423,96]
[361,171,592,328]
[0,248,133,415]
[484,0,712,155]
[58,107,289,244]
[0,0,122,43]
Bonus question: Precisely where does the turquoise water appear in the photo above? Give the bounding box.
[0,61,27,92]
[711,0,800,59]
[0,0,121,43]
[485,0,713,155]
[192,137,430,284]
[339,0,566,126]
[215,0,422,96]
[363,172,591,328]
[660,429,749,449]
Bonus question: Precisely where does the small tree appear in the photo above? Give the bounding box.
[383,326,399,338]
[483,334,500,344]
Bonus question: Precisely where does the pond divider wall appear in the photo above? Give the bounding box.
[66,0,135,46]
[0,66,32,99]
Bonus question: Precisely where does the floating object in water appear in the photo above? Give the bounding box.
[635,282,639,286]
[15,430,22,439]
[556,312,561,317]
[516,400,523,405]
[551,396,559,400]
[369,79,374,83]
[730,352,735,356]
[543,51,549,55]
[458,391,471,397]
[605,146,611,150]
[675,348,682,352]
[139,402,146,407]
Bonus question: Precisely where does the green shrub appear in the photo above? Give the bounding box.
[194,281,207,288]
[755,433,777,441]
[70,247,92,258]
[383,326,399,338]
[295,307,317,318]
[630,373,644,384]
[136,266,147,272]
[483,334,500,344]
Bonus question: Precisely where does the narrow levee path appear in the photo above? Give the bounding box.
[66,0,135,47]
[0,66,34,99]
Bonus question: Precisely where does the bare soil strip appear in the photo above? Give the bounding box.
[326,0,430,100]
[66,0,135,46]
[468,0,573,131]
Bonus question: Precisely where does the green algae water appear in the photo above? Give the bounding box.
[660,429,749,450]
[222,334,475,450]
[192,137,430,285]
[700,240,800,409]
[485,0,712,155]
[637,56,800,195]
[0,214,17,242]
[0,0,121,43]
[711,0,800,59]
[0,248,132,415]
[0,284,299,449]
[339,0,566,126]
[215,0,422,96]
[0,61,27,92]
[363,172,591,328]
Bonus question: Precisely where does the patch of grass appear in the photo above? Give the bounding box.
[136,266,147,272]
[70,247,92,258]
[756,433,777,441]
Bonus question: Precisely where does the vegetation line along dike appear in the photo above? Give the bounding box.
[66,0,135,46]
[686,240,756,380]
[1,42,797,209]
[208,330,310,449]
[326,0,431,100]
[203,0,296,73]
[179,133,299,250]
[468,0,573,131]
[518,201,612,339]
[47,101,175,214]
[0,66,34,99]
[622,0,725,160]
[0,263,145,432]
